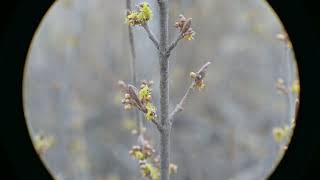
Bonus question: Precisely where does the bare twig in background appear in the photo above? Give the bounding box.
[126,0,144,135]
[276,32,296,124]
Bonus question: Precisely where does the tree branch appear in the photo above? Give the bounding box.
[169,61,212,123]
[151,118,163,132]
[169,82,195,123]
[166,33,183,56]
[157,0,170,180]
[142,23,160,50]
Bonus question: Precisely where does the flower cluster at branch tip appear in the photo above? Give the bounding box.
[276,32,292,48]
[139,80,157,121]
[118,80,157,121]
[190,72,205,90]
[272,124,293,143]
[128,138,160,180]
[292,80,300,94]
[129,140,156,161]
[139,160,160,180]
[125,2,153,26]
[34,133,55,154]
[175,14,196,40]
[189,62,211,90]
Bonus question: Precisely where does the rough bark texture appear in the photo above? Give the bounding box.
[158,1,170,180]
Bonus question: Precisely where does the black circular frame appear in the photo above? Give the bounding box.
[0,0,317,179]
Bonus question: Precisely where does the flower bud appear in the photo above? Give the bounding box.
[124,104,132,110]
[190,72,197,79]
[125,99,131,103]
[125,93,131,99]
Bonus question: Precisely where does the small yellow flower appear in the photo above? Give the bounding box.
[125,12,139,26]
[292,80,300,94]
[139,85,151,101]
[145,102,156,121]
[131,150,144,160]
[34,134,55,154]
[183,30,196,40]
[141,163,159,180]
[139,2,153,21]
[195,79,205,90]
[273,127,285,142]
[125,2,153,26]
[129,146,145,160]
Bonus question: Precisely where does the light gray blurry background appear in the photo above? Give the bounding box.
[23,0,299,179]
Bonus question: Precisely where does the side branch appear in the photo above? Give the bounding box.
[166,33,183,55]
[142,23,160,50]
[151,118,163,132]
[169,82,194,122]
[169,61,212,123]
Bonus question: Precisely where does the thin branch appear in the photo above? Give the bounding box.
[126,0,144,135]
[142,23,160,50]
[151,118,163,132]
[169,82,195,123]
[285,41,295,124]
[169,61,212,123]
[166,33,183,55]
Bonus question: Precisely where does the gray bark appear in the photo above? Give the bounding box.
[158,1,170,180]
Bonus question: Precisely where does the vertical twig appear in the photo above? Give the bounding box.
[157,0,170,180]
[126,0,144,135]
[285,43,294,124]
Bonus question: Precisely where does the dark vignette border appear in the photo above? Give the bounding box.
[0,0,319,179]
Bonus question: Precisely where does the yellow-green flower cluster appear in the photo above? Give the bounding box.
[145,102,157,121]
[129,139,160,180]
[125,2,153,26]
[272,125,293,143]
[183,29,196,40]
[129,145,145,160]
[118,80,157,121]
[190,72,205,90]
[34,134,55,154]
[174,14,196,40]
[138,81,157,121]
[129,143,155,161]
[292,80,300,94]
[140,161,160,180]
[139,84,152,102]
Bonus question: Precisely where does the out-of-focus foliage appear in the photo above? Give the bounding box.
[23,0,299,179]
